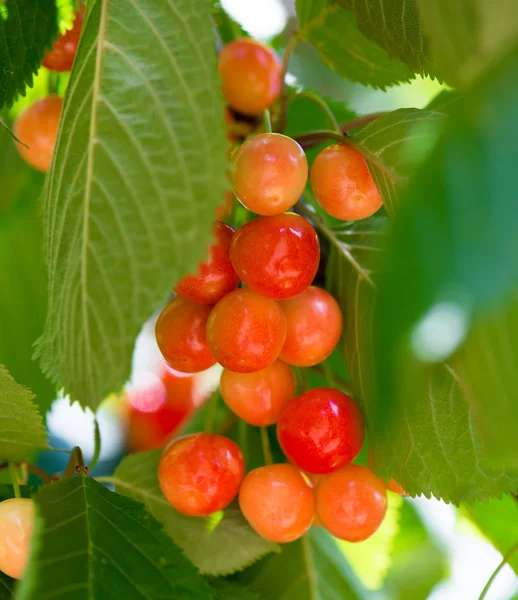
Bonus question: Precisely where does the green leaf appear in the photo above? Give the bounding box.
[16,473,212,600]
[326,217,518,503]
[0,129,55,414]
[295,0,414,90]
[354,109,445,217]
[0,572,14,600]
[211,580,264,600]
[37,0,229,407]
[465,495,518,575]
[0,0,58,109]
[0,366,47,463]
[374,48,518,471]
[239,528,368,600]
[113,450,278,576]
[383,501,448,599]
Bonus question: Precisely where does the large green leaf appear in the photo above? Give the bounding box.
[37,0,228,407]
[374,48,518,469]
[0,573,14,600]
[0,366,47,462]
[211,580,264,600]
[0,127,55,414]
[326,217,518,503]
[0,0,57,109]
[295,0,414,90]
[354,109,445,217]
[239,528,368,600]
[465,494,518,575]
[113,450,278,576]
[16,473,212,600]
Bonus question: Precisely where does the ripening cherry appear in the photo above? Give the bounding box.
[13,96,63,172]
[239,464,314,543]
[230,214,319,300]
[277,388,364,474]
[0,498,34,579]
[279,286,343,366]
[367,450,408,496]
[42,4,85,72]
[316,464,387,542]
[231,134,308,216]
[310,144,383,221]
[155,298,216,373]
[158,433,245,516]
[175,222,239,304]
[220,360,296,426]
[206,288,287,373]
[218,39,282,115]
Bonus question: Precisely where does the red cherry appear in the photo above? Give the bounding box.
[277,388,364,474]
[367,450,408,496]
[279,286,343,366]
[220,360,296,426]
[239,464,314,543]
[0,498,34,579]
[316,464,387,542]
[155,298,215,373]
[231,134,308,216]
[175,222,239,304]
[158,433,245,516]
[42,4,85,72]
[230,214,319,300]
[310,144,383,221]
[206,288,287,373]
[218,39,282,115]
[13,96,62,172]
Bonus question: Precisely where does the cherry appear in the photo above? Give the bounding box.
[175,222,239,304]
[310,144,383,221]
[220,360,296,426]
[155,297,215,373]
[13,96,63,172]
[218,39,282,115]
[42,4,85,72]
[315,464,387,542]
[367,450,407,496]
[231,134,308,216]
[206,288,287,373]
[277,387,364,474]
[0,498,34,579]
[230,214,319,300]
[239,464,314,543]
[279,286,343,366]
[158,433,245,516]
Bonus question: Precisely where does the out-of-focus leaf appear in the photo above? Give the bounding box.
[211,580,264,600]
[296,0,414,89]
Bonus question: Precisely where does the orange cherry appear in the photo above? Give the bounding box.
[231,133,308,215]
[13,96,63,172]
[218,39,282,115]
[42,4,85,72]
[310,144,383,221]
[316,464,387,542]
[0,498,34,579]
[279,286,343,367]
[220,360,296,426]
[158,433,245,516]
[175,222,239,304]
[155,297,215,373]
[239,464,314,543]
[206,288,287,373]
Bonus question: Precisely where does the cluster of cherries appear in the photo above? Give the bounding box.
[155,40,393,544]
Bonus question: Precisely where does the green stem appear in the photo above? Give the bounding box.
[308,364,355,396]
[204,391,220,434]
[89,418,102,472]
[289,91,340,131]
[296,367,309,393]
[276,34,300,133]
[340,112,386,133]
[9,464,21,498]
[263,109,272,133]
[260,427,273,465]
[0,462,53,483]
[479,542,518,600]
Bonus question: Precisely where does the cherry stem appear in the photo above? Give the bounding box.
[340,112,386,132]
[262,109,273,133]
[288,91,341,132]
[276,33,300,133]
[204,391,220,434]
[9,463,21,498]
[89,418,102,473]
[308,364,355,397]
[296,367,309,393]
[0,461,54,484]
[260,426,273,465]
[479,541,518,600]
